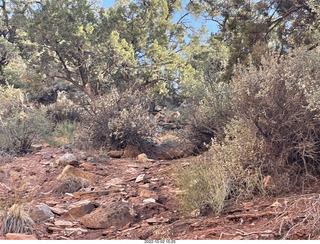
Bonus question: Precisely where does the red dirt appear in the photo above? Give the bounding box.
[0,146,319,240]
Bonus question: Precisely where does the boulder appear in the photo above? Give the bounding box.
[57,153,78,167]
[80,202,135,229]
[137,154,155,163]
[5,233,37,240]
[57,165,96,182]
[107,150,124,158]
[123,145,141,158]
[156,149,184,160]
[28,203,54,222]
[64,200,95,219]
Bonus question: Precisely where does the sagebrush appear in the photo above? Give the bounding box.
[76,89,158,151]
[233,49,320,192]
[178,118,265,216]
[0,86,52,154]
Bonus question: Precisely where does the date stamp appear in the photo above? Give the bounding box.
[144,240,176,244]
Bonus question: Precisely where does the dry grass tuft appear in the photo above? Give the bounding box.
[1,204,34,235]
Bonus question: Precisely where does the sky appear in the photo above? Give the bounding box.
[101,0,219,34]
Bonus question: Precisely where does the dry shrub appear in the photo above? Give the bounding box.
[0,151,13,164]
[233,49,320,193]
[1,204,34,235]
[45,91,82,123]
[180,82,232,151]
[0,86,53,154]
[53,176,89,194]
[178,118,265,216]
[76,89,158,151]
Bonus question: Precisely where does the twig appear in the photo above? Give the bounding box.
[282,213,311,240]
[235,229,275,236]
[227,211,279,219]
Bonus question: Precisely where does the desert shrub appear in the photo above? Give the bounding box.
[0,85,53,154]
[179,82,232,151]
[76,89,158,151]
[49,120,77,147]
[1,204,34,235]
[233,49,320,192]
[178,118,265,216]
[53,176,90,194]
[45,91,82,123]
[0,151,13,164]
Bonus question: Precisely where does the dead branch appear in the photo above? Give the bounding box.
[227,211,280,220]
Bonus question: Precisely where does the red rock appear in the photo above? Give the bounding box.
[102,226,117,236]
[28,203,54,222]
[107,150,124,158]
[64,200,95,219]
[146,217,169,224]
[56,165,96,182]
[45,200,61,206]
[128,197,141,204]
[123,145,141,158]
[138,184,150,189]
[80,202,135,229]
[82,162,94,171]
[49,206,68,215]
[58,153,78,167]
[5,233,38,240]
[139,190,158,200]
[54,220,74,228]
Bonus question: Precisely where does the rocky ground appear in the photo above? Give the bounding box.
[0,144,320,240]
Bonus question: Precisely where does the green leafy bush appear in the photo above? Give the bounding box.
[0,86,52,154]
[76,89,158,151]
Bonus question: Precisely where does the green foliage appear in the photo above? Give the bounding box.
[50,120,77,147]
[0,0,31,85]
[76,89,158,151]
[188,0,320,81]
[0,86,52,154]
[27,0,199,105]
